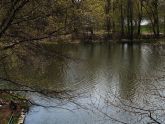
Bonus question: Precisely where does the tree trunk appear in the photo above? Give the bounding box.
[154,0,160,37]
[120,1,124,37]
[105,0,111,38]
[164,16,165,36]
[127,0,134,41]
[137,0,143,36]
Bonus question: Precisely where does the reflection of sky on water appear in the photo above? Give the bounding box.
[1,43,164,124]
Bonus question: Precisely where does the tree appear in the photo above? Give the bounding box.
[127,0,134,41]
[142,0,160,37]
[120,0,125,37]
[0,0,30,38]
[105,0,112,38]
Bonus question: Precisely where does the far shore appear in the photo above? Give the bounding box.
[39,33,165,45]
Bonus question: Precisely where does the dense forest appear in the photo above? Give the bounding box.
[0,0,164,48]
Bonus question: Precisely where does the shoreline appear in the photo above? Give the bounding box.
[0,34,164,50]
[0,92,28,124]
[40,37,165,45]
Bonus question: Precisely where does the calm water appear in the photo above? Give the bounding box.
[1,42,165,124]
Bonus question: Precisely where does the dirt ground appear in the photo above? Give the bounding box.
[0,93,24,124]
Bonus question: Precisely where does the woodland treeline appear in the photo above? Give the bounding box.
[0,1,165,123]
[0,0,165,46]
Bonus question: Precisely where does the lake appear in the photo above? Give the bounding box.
[1,42,165,124]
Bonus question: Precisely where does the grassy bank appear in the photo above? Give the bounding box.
[0,92,28,124]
